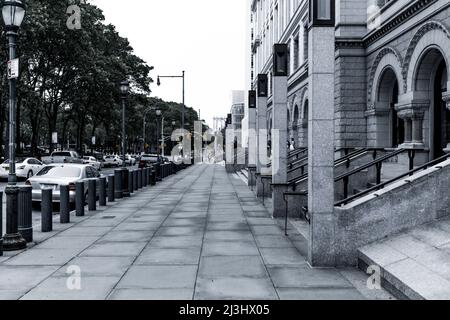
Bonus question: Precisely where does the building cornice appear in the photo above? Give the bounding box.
[363,0,437,46]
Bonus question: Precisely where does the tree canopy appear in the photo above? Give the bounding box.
[0,0,200,157]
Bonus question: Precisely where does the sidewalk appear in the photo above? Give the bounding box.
[0,164,394,300]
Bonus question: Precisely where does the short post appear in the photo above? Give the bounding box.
[150,167,156,186]
[88,179,97,211]
[143,168,148,186]
[3,186,27,251]
[122,168,130,197]
[128,170,134,194]
[99,177,107,206]
[133,170,138,191]
[18,186,33,242]
[0,193,3,256]
[60,185,70,224]
[114,169,123,199]
[145,168,149,186]
[138,169,143,189]
[41,188,53,233]
[108,175,115,202]
[75,181,85,217]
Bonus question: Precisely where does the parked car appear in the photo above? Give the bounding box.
[26,164,102,203]
[0,157,44,179]
[82,156,102,170]
[103,155,123,167]
[42,151,83,165]
[121,155,136,166]
[138,154,162,168]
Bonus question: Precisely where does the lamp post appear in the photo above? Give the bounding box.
[2,0,27,251]
[119,80,130,197]
[143,106,159,154]
[157,71,185,130]
[156,109,162,156]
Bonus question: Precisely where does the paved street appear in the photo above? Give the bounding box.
[0,164,393,300]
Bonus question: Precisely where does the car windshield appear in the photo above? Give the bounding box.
[37,166,81,178]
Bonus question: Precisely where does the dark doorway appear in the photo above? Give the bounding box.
[433,60,448,159]
[390,82,404,147]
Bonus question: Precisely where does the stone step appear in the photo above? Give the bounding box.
[358,218,450,300]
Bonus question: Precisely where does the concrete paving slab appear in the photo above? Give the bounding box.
[202,240,260,257]
[4,248,81,266]
[260,247,307,266]
[135,247,201,265]
[117,265,197,289]
[108,288,194,300]
[194,277,278,300]
[198,256,267,278]
[149,235,204,248]
[53,256,134,277]
[21,276,121,300]
[0,265,59,290]
[80,242,147,257]
[99,231,154,243]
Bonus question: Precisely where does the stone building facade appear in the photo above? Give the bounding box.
[250,0,450,163]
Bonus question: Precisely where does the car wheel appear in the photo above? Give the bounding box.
[27,170,33,178]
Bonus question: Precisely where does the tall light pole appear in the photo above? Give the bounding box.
[143,106,159,154]
[119,80,130,167]
[2,0,27,251]
[156,109,162,155]
[157,71,185,130]
[119,80,130,197]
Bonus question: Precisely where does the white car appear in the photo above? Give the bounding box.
[26,164,102,203]
[82,156,102,170]
[103,155,123,167]
[0,158,45,179]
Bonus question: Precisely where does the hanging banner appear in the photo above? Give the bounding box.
[7,58,19,79]
[52,132,58,144]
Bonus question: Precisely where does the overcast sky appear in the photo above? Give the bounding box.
[91,0,248,128]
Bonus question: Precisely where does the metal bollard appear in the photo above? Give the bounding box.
[60,185,70,224]
[150,167,156,186]
[75,181,85,217]
[0,193,3,255]
[41,188,53,232]
[146,168,151,185]
[114,169,123,199]
[143,168,148,187]
[133,170,138,191]
[128,171,134,194]
[138,169,143,189]
[18,186,33,242]
[99,177,107,206]
[108,175,115,202]
[122,168,130,197]
[88,179,97,211]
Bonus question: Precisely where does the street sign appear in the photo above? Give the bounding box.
[7,58,19,79]
[92,136,96,145]
[52,132,58,144]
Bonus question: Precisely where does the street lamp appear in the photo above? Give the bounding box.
[1,0,27,251]
[119,79,130,197]
[157,71,185,130]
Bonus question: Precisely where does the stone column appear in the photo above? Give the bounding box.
[443,91,450,152]
[396,95,427,149]
[256,74,270,197]
[308,25,336,267]
[271,44,289,218]
[248,90,257,187]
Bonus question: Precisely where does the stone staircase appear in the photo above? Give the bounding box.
[358,217,450,300]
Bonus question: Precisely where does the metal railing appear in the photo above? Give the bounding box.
[335,151,450,206]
